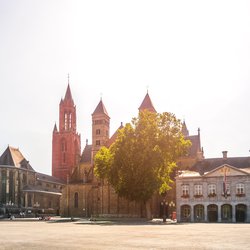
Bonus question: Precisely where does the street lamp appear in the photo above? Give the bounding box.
[161,199,168,222]
[169,201,175,219]
[6,201,16,219]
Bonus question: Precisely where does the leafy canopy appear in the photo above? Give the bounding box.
[94,110,190,202]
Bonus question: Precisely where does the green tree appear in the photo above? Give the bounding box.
[94,110,190,218]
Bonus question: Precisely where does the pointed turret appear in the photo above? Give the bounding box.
[92,99,109,117]
[139,92,157,113]
[53,123,58,133]
[64,84,74,103]
[92,98,110,162]
[181,120,189,137]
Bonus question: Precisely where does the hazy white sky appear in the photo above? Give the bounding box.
[0,0,250,175]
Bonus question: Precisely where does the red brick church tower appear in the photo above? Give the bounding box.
[52,83,81,181]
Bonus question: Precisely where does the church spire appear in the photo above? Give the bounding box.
[64,83,73,101]
[53,123,58,133]
[181,120,189,137]
[139,92,157,113]
[92,98,109,117]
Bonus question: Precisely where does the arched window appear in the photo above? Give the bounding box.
[64,112,68,130]
[74,192,78,208]
[180,205,191,222]
[69,113,72,129]
[194,204,204,221]
[221,204,232,222]
[63,153,66,163]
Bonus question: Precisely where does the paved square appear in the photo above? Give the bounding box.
[0,220,250,249]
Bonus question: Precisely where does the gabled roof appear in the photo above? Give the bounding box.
[0,146,34,171]
[92,99,109,117]
[138,92,157,113]
[203,164,249,177]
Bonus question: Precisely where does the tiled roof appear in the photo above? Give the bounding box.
[92,99,109,117]
[138,93,157,113]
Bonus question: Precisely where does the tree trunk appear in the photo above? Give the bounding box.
[145,200,152,220]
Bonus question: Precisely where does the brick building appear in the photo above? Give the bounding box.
[55,85,202,218]
[52,84,81,181]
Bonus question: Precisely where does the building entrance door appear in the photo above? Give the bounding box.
[236,204,247,222]
[207,204,218,222]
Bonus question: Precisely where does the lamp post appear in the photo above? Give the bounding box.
[161,199,168,222]
[6,201,15,218]
[169,201,175,219]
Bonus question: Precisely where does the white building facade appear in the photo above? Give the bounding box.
[176,164,250,222]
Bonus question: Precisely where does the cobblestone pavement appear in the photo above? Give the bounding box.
[0,219,249,249]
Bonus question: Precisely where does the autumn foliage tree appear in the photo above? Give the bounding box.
[94,110,190,218]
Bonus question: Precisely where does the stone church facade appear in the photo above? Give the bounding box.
[53,84,203,218]
[0,146,64,217]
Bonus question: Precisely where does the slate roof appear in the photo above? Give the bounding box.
[186,134,201,157]
[80,144,92,163]
[36,172,66,184]
[191,156,250,174]
[138,93,157,113]
[0,146,35,171]
[22,185,62,195]
[92,99,109,117]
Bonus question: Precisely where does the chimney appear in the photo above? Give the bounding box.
[222,151,228,159]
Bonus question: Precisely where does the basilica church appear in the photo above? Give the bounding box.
[52,83,202,218]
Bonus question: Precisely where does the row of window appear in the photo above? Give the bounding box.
[95,129,109,136]
[64,112,73,130]
[93,120,109,125]
[181,183,245,197]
